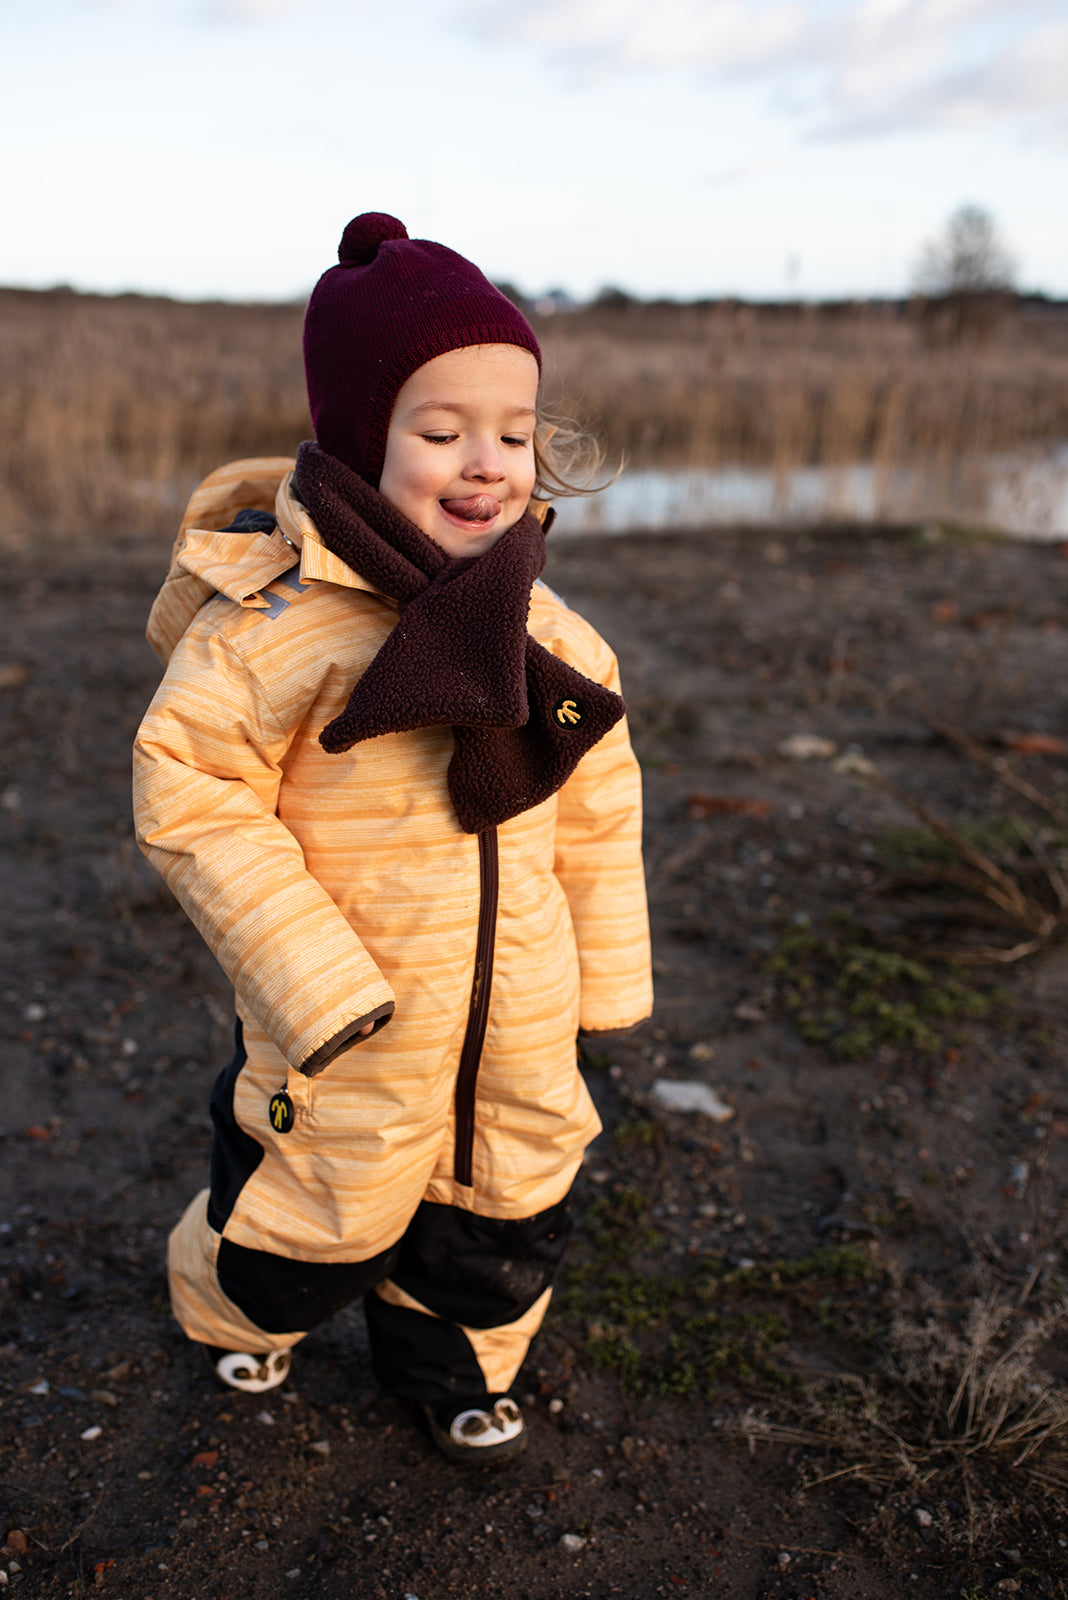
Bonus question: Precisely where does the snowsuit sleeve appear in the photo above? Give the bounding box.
[133,620,395,1077]
[552,643,653,1036]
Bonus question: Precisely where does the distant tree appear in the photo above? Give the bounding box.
[912,204,1016,296]
[492,281,531,312]
[593,285,635,310]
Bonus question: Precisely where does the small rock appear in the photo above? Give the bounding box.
[22,1003,46,1024]
[255,1538,269,1551]
[3,1532,28,1556]
[80,1425,102,1441]
[309,1440,330,1455]
[732,1000,766,1024]
[914,1507,933,1528]
[28,1379,49,1395]
[256,1410,275,1426]
[818,1213,878,1240]
[689,1041,715,1061]
[548,1398,564,1415]
[832,750,875,776]
[652,1080,734,1122]
[286,1570,302,1580]
[559,1533,587,1553]
[777,1550,792,1568]
[90,1389,119,1407]
[778,733,836,761]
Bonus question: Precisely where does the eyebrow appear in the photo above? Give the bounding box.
[406,401,537,419]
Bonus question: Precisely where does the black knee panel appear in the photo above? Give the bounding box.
[391,1194,573,1329]
[216,1238,399,1335]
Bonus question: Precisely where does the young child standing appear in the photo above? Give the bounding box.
[133,212,652,1464]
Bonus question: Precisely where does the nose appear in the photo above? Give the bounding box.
[462,434,506,483]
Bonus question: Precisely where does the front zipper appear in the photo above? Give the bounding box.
[453,827,499,1187]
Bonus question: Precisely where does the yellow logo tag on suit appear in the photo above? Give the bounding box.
[269,1090,295,1134]
[553,697,587,728]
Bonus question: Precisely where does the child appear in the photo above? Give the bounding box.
[133,212,652,1464]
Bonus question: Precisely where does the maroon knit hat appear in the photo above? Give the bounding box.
[303,213,541,487]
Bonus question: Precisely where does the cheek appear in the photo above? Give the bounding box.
[381,448,438,509]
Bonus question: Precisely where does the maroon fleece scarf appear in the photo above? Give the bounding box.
[292,442,626,834]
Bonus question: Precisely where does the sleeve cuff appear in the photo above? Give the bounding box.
[298,1003,394,1078]
[578,1017,650,1044]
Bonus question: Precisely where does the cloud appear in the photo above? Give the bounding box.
[203,0,320,15]
[475,0,1066,140]
[808,0,1068,138]
[51,0,324,15]
[703,154,791,185]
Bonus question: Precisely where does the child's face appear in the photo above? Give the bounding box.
[379,344,539,558]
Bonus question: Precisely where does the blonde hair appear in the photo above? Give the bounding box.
[530,410,620,507]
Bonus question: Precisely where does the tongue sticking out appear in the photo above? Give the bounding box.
[441,495,500,524]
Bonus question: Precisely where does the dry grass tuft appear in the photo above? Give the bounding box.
[864,725,1068,964]
[882,1291,1068,1475]
[736,1285,1068,1563]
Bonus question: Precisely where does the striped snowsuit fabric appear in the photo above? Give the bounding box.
[134,459,652,1400]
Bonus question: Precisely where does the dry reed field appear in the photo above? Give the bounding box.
[2,284,1066,547]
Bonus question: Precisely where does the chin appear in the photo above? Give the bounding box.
[435,530,505,559]
[430,513,514,559]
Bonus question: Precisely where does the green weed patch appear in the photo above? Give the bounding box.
[765,916,1004,1060]
[557,1197,882,1401]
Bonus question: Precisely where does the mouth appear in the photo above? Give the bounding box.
[439,494,502,529]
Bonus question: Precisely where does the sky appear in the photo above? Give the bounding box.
[3,0,1066,303]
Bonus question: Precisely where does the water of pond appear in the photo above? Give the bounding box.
[554,444,1068,540]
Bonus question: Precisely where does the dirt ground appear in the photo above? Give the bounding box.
[1,519,1067,1600]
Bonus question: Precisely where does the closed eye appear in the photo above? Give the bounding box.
[421,433,457,445]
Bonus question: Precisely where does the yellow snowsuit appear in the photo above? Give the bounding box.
[134,459,652,1400]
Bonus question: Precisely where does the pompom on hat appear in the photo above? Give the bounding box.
[303,213,541,487]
